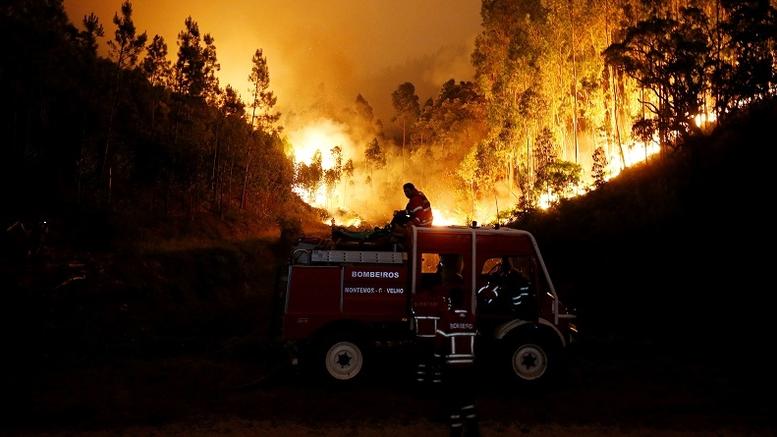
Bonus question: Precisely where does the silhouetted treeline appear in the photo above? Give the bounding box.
[0,0,294,234]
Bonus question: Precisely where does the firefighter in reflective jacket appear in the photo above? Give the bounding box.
[435,286,479,437]
[394,182,433,227]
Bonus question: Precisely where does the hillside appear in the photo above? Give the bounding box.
[513,98,776,387]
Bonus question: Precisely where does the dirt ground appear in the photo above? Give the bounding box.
[17,420,773,437]
[4,339,775,436]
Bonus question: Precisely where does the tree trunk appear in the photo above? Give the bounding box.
[613,68,625,169]
[527,133,532,187]
[241,153,252,209]
[227,157,234,210]
[569,0,579,164]
[102,52,126,183]
[507,152,512,193]
[211,121,221,194]
[102,100,117,203]
[714,0,722,119]
[402,118,406,172]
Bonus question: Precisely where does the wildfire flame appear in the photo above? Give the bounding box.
[607,138,661,180]
[433,209,468,227]
[288,114,716,230]
[287,119,352,208]
[693,112,717,130]
[287,120,350,169]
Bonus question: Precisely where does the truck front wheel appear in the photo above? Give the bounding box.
[320,337,365,382]
[505,335,559,386]
[511,342,548,381]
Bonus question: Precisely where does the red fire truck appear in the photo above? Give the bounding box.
[279,225,576,385]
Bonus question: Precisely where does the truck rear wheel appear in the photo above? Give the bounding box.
[320,337,365,382]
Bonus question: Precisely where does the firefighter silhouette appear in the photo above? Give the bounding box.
[477,256,536,320]
[437,287,479,437]
[437,255,479,437]
[412,254,480,436]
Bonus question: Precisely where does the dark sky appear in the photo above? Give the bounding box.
[64,0,482,120]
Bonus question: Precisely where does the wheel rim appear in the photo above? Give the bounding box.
[325,341,363,380]
[512,343,547,381]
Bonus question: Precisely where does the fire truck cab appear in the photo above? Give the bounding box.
[280,225,576,385]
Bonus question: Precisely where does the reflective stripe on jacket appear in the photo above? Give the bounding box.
[435,309,476,368]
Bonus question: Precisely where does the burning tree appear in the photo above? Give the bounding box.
[364,138,387,172]
[532,128,581,206]
[591,146,609,188]
[295,150,323,204]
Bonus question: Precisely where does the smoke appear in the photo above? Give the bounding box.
[63,0,481,122]
[361,40,477,120]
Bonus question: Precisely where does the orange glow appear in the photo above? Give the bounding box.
[287,120,350,169]
[538,193,557,210]
[607,137,661,179]
[287,119,355,209]
[290,120,664,226]
[693,112,718,130]
[63,0,481,121]
[324,215,363,228]
[287,119,495,228]
[433,209,467,227]
[61,2,702,227]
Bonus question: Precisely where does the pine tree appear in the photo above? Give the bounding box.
[248,48,280,133]
[79,13,103,55]
[107,0,147,70]
[242,48,280,209]
[103,0,147,196]
[141,35,172,88]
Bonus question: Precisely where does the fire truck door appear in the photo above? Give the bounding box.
[413,231,474,318]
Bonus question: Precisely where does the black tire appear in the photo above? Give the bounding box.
[317,334,367,383]
[504,333,559,386]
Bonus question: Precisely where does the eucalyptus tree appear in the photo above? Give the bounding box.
[714,0,777,116]
[605,7,712,148]
[391,82,420,167]
[473,0,545,198]
[364,138,387,173]
[355,93,374,123]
